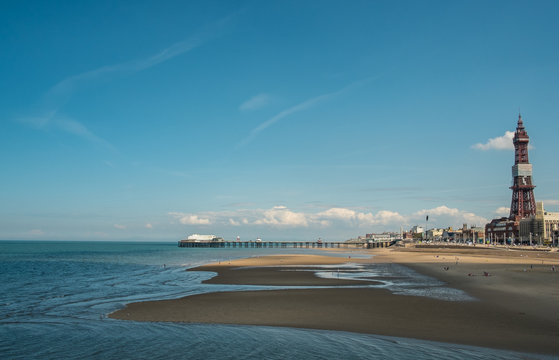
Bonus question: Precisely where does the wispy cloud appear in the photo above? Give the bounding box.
[17,13,238,149]
[19,115,116,151]
[472,131,515,151]
[237,78,375,147]
[41,14,237,112]
[239,93,271,111]
[114,224,127,230]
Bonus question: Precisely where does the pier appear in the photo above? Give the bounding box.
[178,240,396,249]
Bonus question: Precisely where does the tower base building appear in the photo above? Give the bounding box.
[485,217,518,244]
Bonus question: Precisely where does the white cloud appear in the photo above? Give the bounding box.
[239,94,271,111]
[354,212,376,225]
[114,224,126,229]
[229,218,240,226]
[29,229,44,235]
[316,207,405,226]
[472,131,514,151]
[318,207,356,221]
[145,223,153,229]
[415,205,459,217]
[460,212,489,226]
[254,206,309,227]
[373,210,407,225]
[495,207,510,216]
[169,212,212,225]
[542,200,559,206]
[413,206,488,227]
[181,215,211,225]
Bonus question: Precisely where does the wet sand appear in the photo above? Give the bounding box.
[110,248,559,355]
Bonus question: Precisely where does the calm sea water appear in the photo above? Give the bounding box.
[0,241,553,359]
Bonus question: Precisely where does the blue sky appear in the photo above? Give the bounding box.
[1,0,558,241]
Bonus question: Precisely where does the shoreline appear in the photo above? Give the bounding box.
[109,248,559,355]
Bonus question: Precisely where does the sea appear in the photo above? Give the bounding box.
[0,241,554,360]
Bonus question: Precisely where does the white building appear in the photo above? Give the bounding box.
[410,226,424,234]
[366,233,393,241]
[184,234,224,242]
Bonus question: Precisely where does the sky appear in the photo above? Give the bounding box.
[1,0,559,242]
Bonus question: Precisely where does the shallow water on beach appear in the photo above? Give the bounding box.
[314,262,475,301]
[0,241,554,360]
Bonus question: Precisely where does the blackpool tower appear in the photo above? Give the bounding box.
[509,114,536,220]
[486,114,537,243]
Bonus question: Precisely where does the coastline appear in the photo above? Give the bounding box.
[109,248,559,355]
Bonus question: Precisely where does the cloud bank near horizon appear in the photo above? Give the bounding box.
[168,204,488,231]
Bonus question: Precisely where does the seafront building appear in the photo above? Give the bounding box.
[519,202,559,245]
[442,228,461,242]
[460,224,485,243]
[425,228,444,241]
[410,226,424,235]
[401,226,425,240]
[486,115,537,244]
[365,233,395,241]
[422,225,484,243]
[347,232,400,244]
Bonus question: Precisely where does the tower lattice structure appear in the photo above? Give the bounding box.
[509,115,536,220]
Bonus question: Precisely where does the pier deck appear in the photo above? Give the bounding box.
[178,240,395,249]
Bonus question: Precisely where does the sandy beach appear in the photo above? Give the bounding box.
[110,247,559,355]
